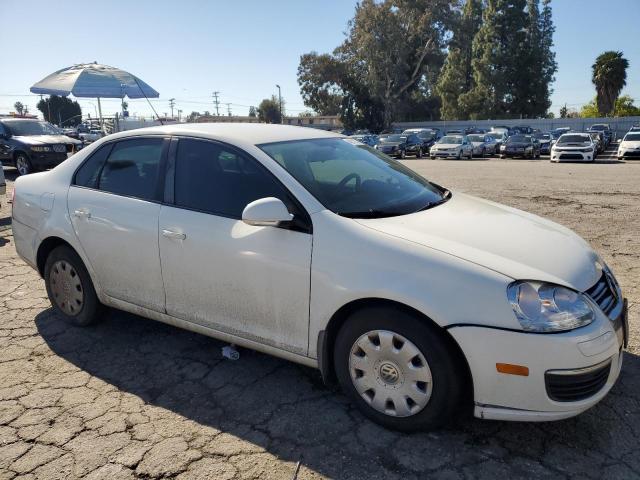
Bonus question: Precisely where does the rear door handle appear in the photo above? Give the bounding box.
[73,208,91,219]
[162,229,186,240]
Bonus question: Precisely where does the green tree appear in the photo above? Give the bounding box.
[581,95,640,118]
[14,101,25,115]
[463,0,556,119]
[186,111,201,122]
[436,0,483,120]
[248,106,257,118]
[592,51,629,116]
[559,104,568,118]
[37,95,82,126]
[258,96,283,124]
[298,0,455,131]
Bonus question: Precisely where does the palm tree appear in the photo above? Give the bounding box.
[592,51,629,116]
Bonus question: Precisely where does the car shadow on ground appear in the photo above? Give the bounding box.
[36,307,640,477]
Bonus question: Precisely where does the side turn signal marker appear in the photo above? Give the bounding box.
[496,363,529,376]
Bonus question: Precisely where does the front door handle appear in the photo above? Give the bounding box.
[162,229,186,240]
[73,208,91,219]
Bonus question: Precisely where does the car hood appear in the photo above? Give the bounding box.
[12,135,81,146]
[504,142,529,148]
[434,143,461,148]
[621,141,640,148]
[379,141,402,146]
[355,192,600,292]
[554,143,590,149]
[470,141,486,147]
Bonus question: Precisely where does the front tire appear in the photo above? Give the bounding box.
[334,307,465,431]
[44,246,102,326]
[15,153,33,176]
[399,149,405,159]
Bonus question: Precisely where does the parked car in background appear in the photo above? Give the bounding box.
[588,124,613,146]
[429,135,473,159]
[551,133,596,162]
[500,134,540,159]
[350,134,378,147]
[0,118,83,175]
[377,133,423,158]
[0,161,5,206]
[62,127,81,140]
[413,130,437,156]
[551,127,571,141]
[512,125,533,135]
[79,129,105,144]
[467,134,498,157]
[587,132,605,154]
[533,132,553,155]
[617,131,640,160]
[628,125,640,133]
[11,123,627,431]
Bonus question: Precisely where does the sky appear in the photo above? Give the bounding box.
[1,0,639,120]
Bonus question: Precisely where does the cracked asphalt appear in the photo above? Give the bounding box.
[1,159,639,480]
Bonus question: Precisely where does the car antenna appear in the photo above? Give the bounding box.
[132,77,164,126]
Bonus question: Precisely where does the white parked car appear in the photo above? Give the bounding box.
[467,134,498,157]
[429,135,473,159]
[12,124,627,431]
[551,133,596,162]
[79,129,104,143]
[617,131,640,160]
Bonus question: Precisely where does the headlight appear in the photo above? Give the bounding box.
[500,145,506,150]
[31,146,51,152]
[507,281,595,332]
[581,147,594,152]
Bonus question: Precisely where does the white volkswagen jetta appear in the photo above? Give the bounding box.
[12,124,627,431]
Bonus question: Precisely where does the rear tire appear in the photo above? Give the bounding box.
[334,306,465,432]
[44,246,102,326]
[15,153,33,176]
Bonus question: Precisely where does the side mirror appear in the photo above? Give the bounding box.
[242,197,293,227]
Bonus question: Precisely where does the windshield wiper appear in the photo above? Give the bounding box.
[414,189,451,213]
[338,209,401,219]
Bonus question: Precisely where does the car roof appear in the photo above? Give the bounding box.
[104,123,341,146]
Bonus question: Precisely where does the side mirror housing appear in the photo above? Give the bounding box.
[242,197,293,227]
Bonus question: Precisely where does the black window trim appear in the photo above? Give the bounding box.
[71,135,170,205]
[165,135,313,234]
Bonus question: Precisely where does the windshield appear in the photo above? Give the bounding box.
[259,138,447,218]
[507,135,528,143]
[4,120,60,136]
[417,132,434,140]
[383,134,406,142]
[468,135,485,142]
[624,133,640,141]
[438,136,463,144]
[557,134,590,144]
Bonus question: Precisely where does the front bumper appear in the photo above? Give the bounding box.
[28,151,69,169]
[449,300,626,421]
[619,149,640,159]
[430,150,460,158]
[551,150,594,162]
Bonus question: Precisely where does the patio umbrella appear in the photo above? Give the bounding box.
[30,62,160,128]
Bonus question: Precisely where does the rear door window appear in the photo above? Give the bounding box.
[97,138,164,201]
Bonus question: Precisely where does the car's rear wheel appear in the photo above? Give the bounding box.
[334,306,465,431]
[44,246,102,326]
[15,153,33,176]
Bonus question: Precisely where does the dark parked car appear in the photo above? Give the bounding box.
[511,125,534,135]
[376,133,423,158]
[587,124,613,146]
[499,134,540,159]
[533,132,553,154]
[0,118,83,175]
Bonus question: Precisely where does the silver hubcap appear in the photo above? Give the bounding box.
[49,260,84,316]
[16,156,29,175]
[349,330,433,417]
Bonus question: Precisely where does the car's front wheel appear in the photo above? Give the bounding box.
[15,153,33,176]
[44,245,102,326]
[334,306,465,431]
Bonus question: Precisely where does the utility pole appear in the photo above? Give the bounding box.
[212,91,220,116]
[275,84,282,123]
[226,103,232,116]
[177,109,182,122]
[169,98,175,118]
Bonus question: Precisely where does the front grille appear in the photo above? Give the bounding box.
[559,153,584,159]
[545,361,611,402]
[585,272,619,316]
[52,144,66,153]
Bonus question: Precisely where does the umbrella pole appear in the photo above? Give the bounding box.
[97,97,104,132]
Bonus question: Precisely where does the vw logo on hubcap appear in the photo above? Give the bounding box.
[379,362,400,385]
